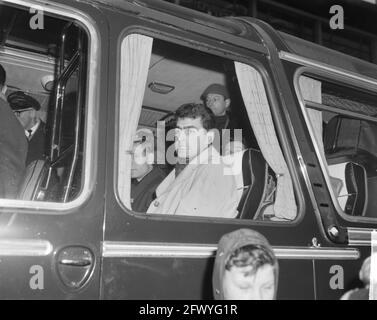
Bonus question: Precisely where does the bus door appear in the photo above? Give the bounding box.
[0,0,107,299]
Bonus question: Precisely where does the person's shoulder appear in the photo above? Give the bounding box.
[37,120,46,132]
[151,166,167,179]
[349,288,369,300]
[144,166,167,185]
[0,98,11,113]
[340,288,369,300]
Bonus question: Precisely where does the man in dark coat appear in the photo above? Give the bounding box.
[201,83,233,131]
[131,129,166,212]
[8,91,46,166]
[201,84,244,154]
[0,65,28,199]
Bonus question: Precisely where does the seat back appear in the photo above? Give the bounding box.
[344,162,368,216]
[18,160,47,200]
[236,148,272,220]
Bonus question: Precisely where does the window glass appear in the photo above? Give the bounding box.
[0,2,88,203]
[299,74,377,220]
[118,34,298,222]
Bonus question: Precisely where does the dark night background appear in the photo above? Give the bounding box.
[164,0,377,63]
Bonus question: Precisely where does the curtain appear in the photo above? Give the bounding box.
[118,34,153,207]
[235,62,296,220]
[299,76,324,158]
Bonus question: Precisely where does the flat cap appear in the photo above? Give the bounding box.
[7,91,41,111]
[201,83,230,100]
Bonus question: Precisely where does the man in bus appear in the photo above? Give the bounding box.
[147,103,240,218]
[0,65,28,199]
[213,228,279,300]
[8,90,46,166]
[201,83,232,131]
[201,83,245,153]
[131,129,166,212]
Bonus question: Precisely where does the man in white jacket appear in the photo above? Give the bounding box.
[147,103,241,219]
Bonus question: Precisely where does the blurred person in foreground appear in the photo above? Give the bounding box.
[341,255,371,300]
[213,228,279,300]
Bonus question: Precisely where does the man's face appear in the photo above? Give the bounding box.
[205,93,230,116]
[131,143,151,179]
[14,108,36,130]
[222,264,275,300]
[175,117,212,160]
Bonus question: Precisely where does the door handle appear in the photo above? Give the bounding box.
[59,258,91,267]
[56,246,94,289]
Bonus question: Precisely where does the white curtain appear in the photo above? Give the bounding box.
[235,62,296,220]
[118,34,153,207]
[299,76,323,158]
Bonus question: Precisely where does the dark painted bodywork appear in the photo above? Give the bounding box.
[1,0,376,299]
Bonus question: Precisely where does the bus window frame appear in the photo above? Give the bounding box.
[293,63,377,224]
[0,0,100,214]
[115,27,305,227]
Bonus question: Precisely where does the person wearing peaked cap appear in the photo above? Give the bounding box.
[201,83,245,154]
[8,91,46,166]
[130,128,166,212]
[0,65,28,199]
[201,83,231,130]
[213,228,279,300]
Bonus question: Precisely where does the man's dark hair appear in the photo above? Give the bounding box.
[225,244,276,277]
[175,103,215,131]
[0,65,6,88]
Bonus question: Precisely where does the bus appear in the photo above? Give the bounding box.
[0,0,376,299]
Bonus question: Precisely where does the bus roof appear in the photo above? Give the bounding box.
[278,31,377,82]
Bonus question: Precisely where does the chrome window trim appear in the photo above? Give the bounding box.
[280,51,377,92]
[348,227,375,246]
[0,0,100,213]
[102,241,360,260]
[305,100,377,124]
[0,239,52,256]
[285,50,377,224]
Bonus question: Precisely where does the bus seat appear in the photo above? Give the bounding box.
[344,162,367,216]
[236,148,271,220]
[324,115,377,166]
[18,159,47,201]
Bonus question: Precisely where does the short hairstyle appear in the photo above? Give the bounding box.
[0,65,6,88]
[225,244,276,277]
[175,103,215,131]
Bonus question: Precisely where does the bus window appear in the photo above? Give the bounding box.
[298,74,377,220]
[0,2,90,205]
[117,34,298,222]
